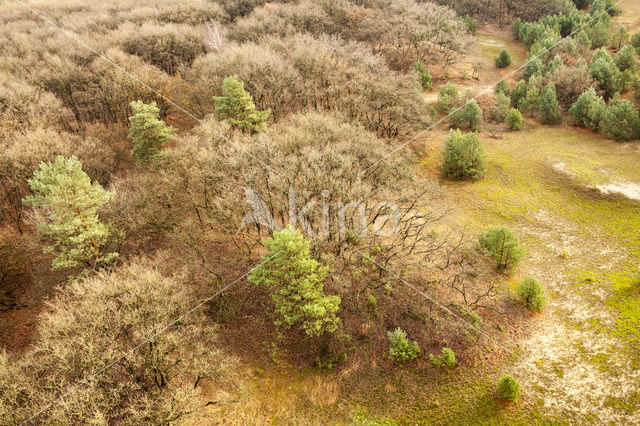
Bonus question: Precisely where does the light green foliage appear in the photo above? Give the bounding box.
[441,129,486,180]
[429,347,456,367]
[128,100,175,164]
[437,82,459,113]
[415,61,432,90]
[568,88,606,130]
[610,26,629,50]
[23,156,120,270]
[506,108,523,130]
[588,21,610,49]
[450,100,483,131]
[248,227,341,337]
[478,226,525,272]
[495,49,511,68]
[215,75,271,133]
[632,32,640,54]
[615,44,637,72]
[387,328,420,363]
[496,375,521,402]
[494,80,511,97]
[600,97,640,142]
[489,92,511,122]
[590,57,621,99]
[516,276,546,312]
[537,84,562,124]
[511,80,528,110]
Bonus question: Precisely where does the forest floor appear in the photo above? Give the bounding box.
[196,3,640,424]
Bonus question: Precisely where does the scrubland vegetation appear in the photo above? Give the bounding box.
[0,0,639,424]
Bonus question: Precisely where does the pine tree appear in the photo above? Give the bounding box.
[495,49,512,68]
[128,100,175,164]
[615,44,637,72]
[248,227,341,337]
[568,88,606,130]
[510,80,528,110]
[450,99,483,131]
[506,108,523,130]
[414,61,432,90]
[537,84,562,124]
[215,75,271,133]
[23,156,121,270]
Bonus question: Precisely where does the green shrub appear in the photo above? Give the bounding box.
[590,57,622,100]
[387,328,420,363]
[600,97,640,142]
[437,82,460,113]
[429,347,456,367]
[631,32,640,53]
[496,375,520,402]
[489,93,511,122]
[215,75,271,133]
[128,100,175,164]
[537,84,562,124]
[615,44,637,72]
[568,88,606,130]
[441,129,486,180]
[494,80,511,96]
[523,57,543,79]
[366,294,377,313]
[478,226,525,272]
[415,61,432,90]
[510,80,528,110]
[495,50,512,68]
[463,15,476,34]
[248,227,341,337]
[450,100,483,131]
[516,276,546,312]
[506,108,523,130]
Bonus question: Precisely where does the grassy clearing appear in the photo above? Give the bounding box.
[418,121,640,422]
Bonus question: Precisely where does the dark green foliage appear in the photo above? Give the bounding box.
[495,50,512,68]
[497,375,521,402]
[437,82,460,113]
[568,88,606,129]
[600,97,640,142]
[387,328,420,363]
[415,61,432,90]
[248,227,341,337]
[441,130,486,180]
[590,57,621,99]
[516,276,546,312]
[450,100,483,131]
[537,84,562,124]
[429,347,456,367]
[523,57,543,79]
[478,226,525,272]
[215,75,271,133]
[571,0,591,9]
[506,108,523,130]
[463,15,476,34]
[511,80,528,110]
[631,32,640,53]
[494,80,511,96]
